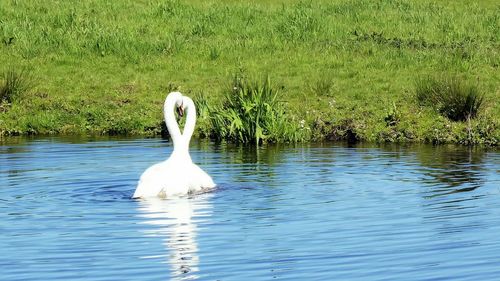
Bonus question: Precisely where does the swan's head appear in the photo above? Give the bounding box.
[176,99,184,118]
[176,96,194,118]
[167,92,185,118]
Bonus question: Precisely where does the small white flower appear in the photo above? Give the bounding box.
[299,119,305,128]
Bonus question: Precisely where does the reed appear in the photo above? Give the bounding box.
[209,74,306,144]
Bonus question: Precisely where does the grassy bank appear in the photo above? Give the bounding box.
[0,0,498,145]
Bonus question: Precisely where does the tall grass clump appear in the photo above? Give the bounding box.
[0,69,33,103]
[210,75,307,144]
[416,76,484,122]
[192,92,213,138]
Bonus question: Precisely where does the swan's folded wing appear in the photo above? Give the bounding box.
[188,163,216,191]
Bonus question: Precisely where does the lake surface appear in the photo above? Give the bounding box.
[1,137,499,281]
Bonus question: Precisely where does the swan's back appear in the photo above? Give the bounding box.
[134,161,215,198]
[133,159,193,198]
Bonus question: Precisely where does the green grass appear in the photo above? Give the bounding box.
[0,0,498,145]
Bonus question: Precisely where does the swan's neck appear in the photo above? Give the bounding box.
[164,92,183,145]
[182,97,196,142]
[171,142,191,161]
[164,94,196,162]
[171,97,196,161]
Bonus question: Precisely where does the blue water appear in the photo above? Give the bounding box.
[1,137,499,281]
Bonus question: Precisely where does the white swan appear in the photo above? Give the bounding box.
[133,92,216,199]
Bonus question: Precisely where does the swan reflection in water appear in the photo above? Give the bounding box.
[137,195,212,280]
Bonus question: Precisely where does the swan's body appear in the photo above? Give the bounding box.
[133,92,215,199]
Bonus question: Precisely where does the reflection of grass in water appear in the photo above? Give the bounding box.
[231,143,286,165]
[416,145,485,193]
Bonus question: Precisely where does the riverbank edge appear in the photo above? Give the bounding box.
[0,117,497,146]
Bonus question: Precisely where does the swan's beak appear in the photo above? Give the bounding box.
[176,105,184,118]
